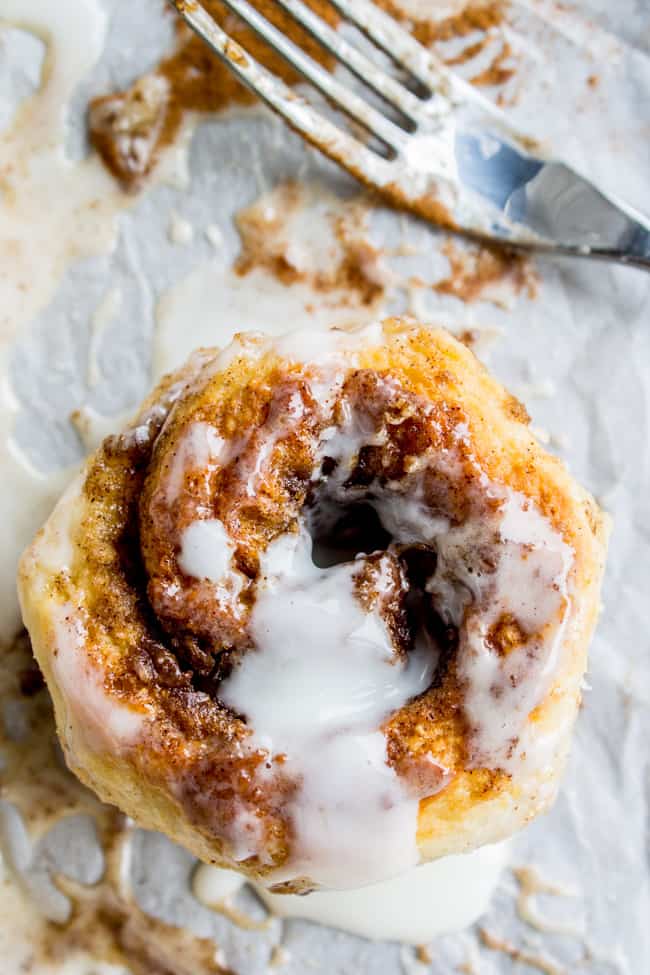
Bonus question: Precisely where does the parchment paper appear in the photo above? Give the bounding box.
[1,1,649,972]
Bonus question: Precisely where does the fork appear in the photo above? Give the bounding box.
[169,0,650,270]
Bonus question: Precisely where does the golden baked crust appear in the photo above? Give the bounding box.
[18,319,609,886]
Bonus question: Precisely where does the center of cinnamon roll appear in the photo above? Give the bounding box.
[308,501,392,568]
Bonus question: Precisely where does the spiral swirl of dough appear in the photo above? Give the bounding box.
[19,319,608,891]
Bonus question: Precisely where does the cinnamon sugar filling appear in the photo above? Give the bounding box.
[132,368,478,714]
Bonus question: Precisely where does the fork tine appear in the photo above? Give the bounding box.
[271,0,422,126]
[328,0,459,99]
[217,0,408,152]
[168,1,395,186]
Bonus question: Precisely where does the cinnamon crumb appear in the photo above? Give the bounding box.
[505,394,531,425]
[486,613,528,656]
[416,944,433,964]
[269,944,291,967]
[457,329,479,348]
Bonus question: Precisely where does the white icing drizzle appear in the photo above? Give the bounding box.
[260,840,510,942]
[0,0,122,341]
[178,519,234,584]
[153,264,384,380]
[304,350,573,771]
[192,839,510,944]
[192,863,246,905]
[272,320,385,367]
[51,605,143,753]
[163,421,226,506]
[431,489,573,768]
[0,0,121,644]
[167,211,194,246]
[220,527,435,889]
[204,224,224,249]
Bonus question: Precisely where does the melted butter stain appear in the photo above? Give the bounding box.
[0,0,126,643]
[514,864,584,938]
[0,0,124,340]
[480,927,567,975]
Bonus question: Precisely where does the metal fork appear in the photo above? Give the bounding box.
[169,0,650,270]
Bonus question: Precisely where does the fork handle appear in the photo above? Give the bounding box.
[557,222,650,271]
[498,159,650,272]
[616,223,650,270]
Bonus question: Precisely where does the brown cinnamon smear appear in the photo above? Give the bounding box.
[53,826,232,975]
[89,1,518,191]
[234,182,387,305]
[89,0,340,189]
[432,238,538,304]
[383,179,457,233]
[376,0,516,88]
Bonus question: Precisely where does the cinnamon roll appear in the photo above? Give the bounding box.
[18,319,608,892]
